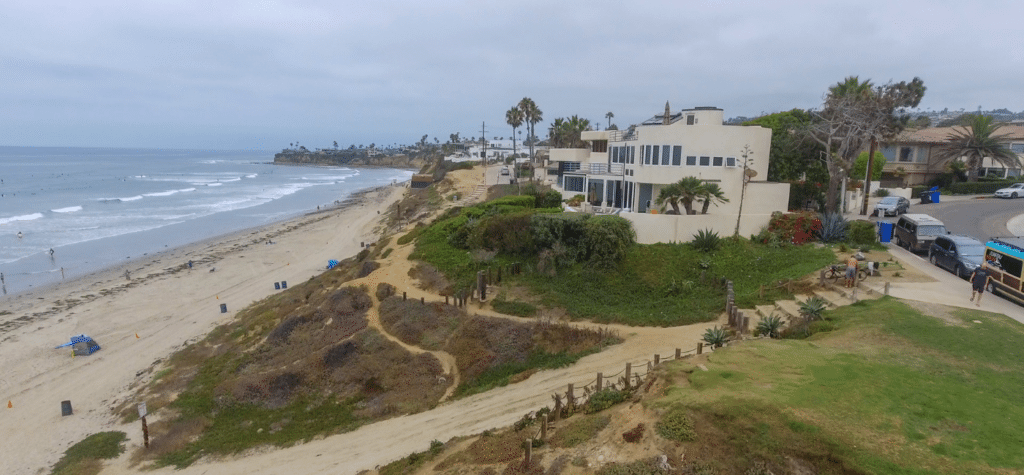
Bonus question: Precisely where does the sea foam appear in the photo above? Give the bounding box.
[0,213,44,225]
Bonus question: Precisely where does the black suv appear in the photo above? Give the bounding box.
[929,234,985,279]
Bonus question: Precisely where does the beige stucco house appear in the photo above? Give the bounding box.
[544,105,790,243]
[880,125,1024,185]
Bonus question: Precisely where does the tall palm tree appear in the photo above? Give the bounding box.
[935,114,1017,182]
[518,97,542,162]
[548,118,568,148]
[605,111,614,129]
[697,183,729,214]
[506,107,524,159]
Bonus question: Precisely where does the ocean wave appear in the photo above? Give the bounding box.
[0,213,44,225]
[98,195,144,202]
[245,174,257,178]
[144,190,180,197]
[206,183,223,187]
[222,177,242,183]
[52,206,83,213]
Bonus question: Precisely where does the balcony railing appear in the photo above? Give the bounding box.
[587,163,624,175]
[607,129,637,142]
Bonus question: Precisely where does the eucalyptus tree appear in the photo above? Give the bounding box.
[935,114,1017,182]
[809,76,926,213]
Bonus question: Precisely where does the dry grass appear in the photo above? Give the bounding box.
[408,263,453,294]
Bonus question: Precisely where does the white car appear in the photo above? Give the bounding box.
[994,182,1024,198]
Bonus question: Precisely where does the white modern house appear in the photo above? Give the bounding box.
[545,105,790,243]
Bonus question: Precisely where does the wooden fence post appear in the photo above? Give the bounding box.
[819,269,826,286]
[884,281,890,295]
[624,362,631,388]
[567,383,574,412]
[654,354,660,366]
[421,297,424,305]
[742,315,750,334]
[697,342,703,355]
[675,348,681,359]
[596,372,603,392]
[524,439,532,466]
[403,291,406,301]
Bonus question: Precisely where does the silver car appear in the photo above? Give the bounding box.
[994,182,1024,198]
[874,196,910,217]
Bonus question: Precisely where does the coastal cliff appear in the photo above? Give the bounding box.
[274,149,427,169]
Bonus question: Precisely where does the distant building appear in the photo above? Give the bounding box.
[545,104,789,242]
[881,125,1024,185]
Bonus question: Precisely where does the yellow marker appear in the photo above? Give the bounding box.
[7,400,11,408]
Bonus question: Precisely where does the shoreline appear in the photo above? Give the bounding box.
[0,182,408,474]
[0,183,399,311]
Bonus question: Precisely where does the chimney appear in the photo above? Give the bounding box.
[663,101,671,125]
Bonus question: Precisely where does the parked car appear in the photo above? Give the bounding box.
[500,167,510,176]
[994,182,1024,198]
[893,214,948,253]
[929,234,985,279]
[873,196,910,216]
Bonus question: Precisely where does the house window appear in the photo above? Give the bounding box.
[1012,143,1024,154]
[686,114,695,125]
[672,146,682,166]
[644,145,651,165]
[726,157,736,167]
[686,156,697,166]
[629,146,635,164]
[564,176,585,192]
[713,156,723,166]
[699,156,710,166]
[591,140,608,153]
[661,145,671,165]
[652,145,660,165]
[899,147,913,162]
[612,147,620,164]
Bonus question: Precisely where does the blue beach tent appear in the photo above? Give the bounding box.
[55,334,102,356]
[327,259,339,269]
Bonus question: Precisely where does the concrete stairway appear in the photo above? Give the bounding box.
[456,184,488,206]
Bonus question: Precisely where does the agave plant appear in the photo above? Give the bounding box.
[799,296,828,321]
[703,326,729,348]
[816,212,848,243]
[691,228,721,253]
[756,313,784,338]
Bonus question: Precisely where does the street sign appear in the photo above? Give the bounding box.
[137,402,147,418]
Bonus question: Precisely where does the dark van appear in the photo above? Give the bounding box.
[894,214,947,253]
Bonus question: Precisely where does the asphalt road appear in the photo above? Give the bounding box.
[867,195,1023,243]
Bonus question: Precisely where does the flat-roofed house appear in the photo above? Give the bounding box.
[881,125,1024,185]
[545,104,790,243]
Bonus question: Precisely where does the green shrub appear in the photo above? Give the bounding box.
[947,180,1024,195]
[52,432,127,475]
[691,228,721,253]
[703,326,728,347]
[756,313,784,338]
[583,216,636,268]
[799,296,828,321]
[874,188,890,197]
[467,211,536,255]
[550,414,611,448]
[655,407,696,442]
[535,190,563,208]
[585,389,628,414]
[847,220,876,246]
[491,297,538,317]
[816,213,848,243]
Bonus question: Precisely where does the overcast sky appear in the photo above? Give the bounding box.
[2,0,1022,150]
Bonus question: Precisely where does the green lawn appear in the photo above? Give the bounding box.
[656,297,1024,474]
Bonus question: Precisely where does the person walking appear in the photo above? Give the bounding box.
[969,263,991,306]
[845,254,859,288]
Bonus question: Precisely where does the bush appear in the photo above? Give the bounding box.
[585,389,628,414]
[467,211,536,255]
[690,228,721,253]
[786,180,825,212]
[766,211,821,245]
[655,407,696,441]
[756,313,783,338]
[622,423,645,443]
[874,188,890,197]
[583,216,636,268]
[847,220,876,246]
[703,326,728,347]
[52,432,127,475]
[816,213,848,243]
[799,296,828,321]
[947,180,1024,195]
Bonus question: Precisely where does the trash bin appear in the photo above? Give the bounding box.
[919,191,932,204]
[877,221,894,243]
[929,186,941,203]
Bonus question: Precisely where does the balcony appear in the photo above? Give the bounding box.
[607,129,637,142]
[587,163,624,175]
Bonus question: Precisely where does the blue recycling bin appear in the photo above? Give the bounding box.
[877,221,894,243]
[929,186,940,203]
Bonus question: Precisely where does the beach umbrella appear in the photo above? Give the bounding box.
[327,259,339,269]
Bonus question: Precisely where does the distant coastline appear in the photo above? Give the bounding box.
[273,149,427,170]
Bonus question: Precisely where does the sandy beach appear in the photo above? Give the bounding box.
[0,183,406,474]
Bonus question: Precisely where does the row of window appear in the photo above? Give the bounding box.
[609,145,737,167]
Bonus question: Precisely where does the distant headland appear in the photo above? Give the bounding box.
[274,146,428,170]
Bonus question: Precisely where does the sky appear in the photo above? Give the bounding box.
[2,0,1022,150]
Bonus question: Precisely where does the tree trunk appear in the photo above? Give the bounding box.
[701,199,711,214]
[682,198,693,215]
[826,172,843,214]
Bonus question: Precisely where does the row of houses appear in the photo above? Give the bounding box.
[538,103,1024,244]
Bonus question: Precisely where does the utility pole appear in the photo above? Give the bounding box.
[860,138,877,215]
[481,121,488,183]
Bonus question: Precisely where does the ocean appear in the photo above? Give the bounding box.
[0,146,413,296]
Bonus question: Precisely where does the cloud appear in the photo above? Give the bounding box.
[1,0,1022,148]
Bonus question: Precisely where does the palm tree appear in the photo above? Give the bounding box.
[935,114,1017,182]
[506,107,524,159]
[518,97,542,162]
[655,183,683,214]
[697,183,730,214]
[605,111,614,129]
